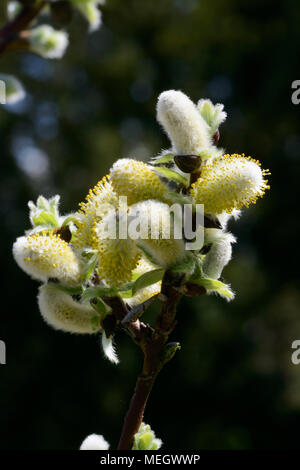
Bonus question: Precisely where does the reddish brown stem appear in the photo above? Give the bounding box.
[0,1,46,56]
[117,364,158,450]
[117,272,184,450]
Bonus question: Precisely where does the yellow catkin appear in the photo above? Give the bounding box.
[190,153,270,214]
[110,159,167,205]
[73,175,118,249]
[13,231,81,284]
[97,238,141,287]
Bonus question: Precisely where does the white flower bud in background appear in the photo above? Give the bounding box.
[38,284,102,334]
[203,232,236,280]
[7,1,22,21]
[197,99,227,136]
[12,232,81,285]
[72,1,105,32]
[0,73,25,105]
[157,90,212,156]
[129,200,185,268]
[80,434,110,450]
[28,25,69,59]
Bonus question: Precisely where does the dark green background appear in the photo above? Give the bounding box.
[0,0,300,450]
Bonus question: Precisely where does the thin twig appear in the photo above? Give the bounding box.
[0,1,47,56]
[117,271,185,450]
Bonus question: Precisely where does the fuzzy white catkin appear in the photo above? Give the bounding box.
[156,90,212,155]
[80,434,110,450]
[38,285,101,334]
[203,237,233,280]
[217,209,241,230]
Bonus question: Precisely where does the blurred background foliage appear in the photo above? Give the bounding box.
[1,0,300,450]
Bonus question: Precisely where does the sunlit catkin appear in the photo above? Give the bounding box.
[13,232,81,285]
[157,90,212,155]
[110,159,167,206]
[190,154,270,214]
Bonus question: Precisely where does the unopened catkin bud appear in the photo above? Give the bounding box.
[203,235,234,280]
[157,90,212,155]
[38,284,101,334]
[132,423,162,451]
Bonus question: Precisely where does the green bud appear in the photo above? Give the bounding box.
[197,99,227,136]
[28,195,61,229]
[132,423,162,451]
[160,342,181,367]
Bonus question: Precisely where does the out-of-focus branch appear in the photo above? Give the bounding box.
[0,1,46,56]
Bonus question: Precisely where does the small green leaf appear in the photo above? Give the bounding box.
[90,315,101,332]
[160,342,181,367]
[62,214,82,227]
[171,256,196,274]
[117,281,136,299]
[32,211,59,228]
[47,282,83,296]
[90,298,108,317]
[137,244,160,266]
[192,277,234,300]
[132,268,164,296]
[154,167,189,186]
[138,433,154,450]
[81,285,117,302]
[117,281,135,292]
[151,153,174,166]
[81,248,98,257]
[164,191,193,206]
[199,150,213,161]
[83,253,98,281]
